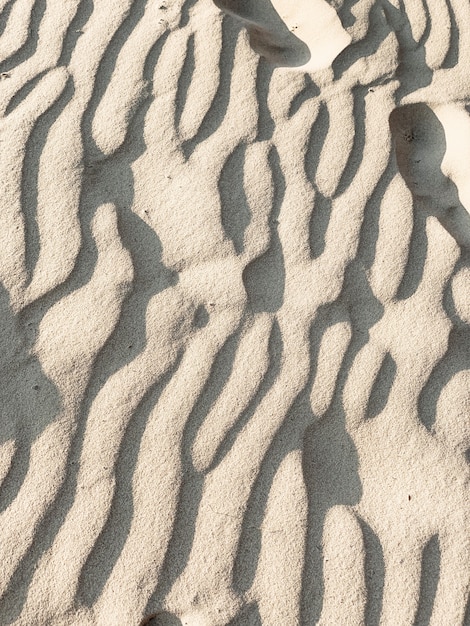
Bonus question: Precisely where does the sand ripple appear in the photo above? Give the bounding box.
[0,0,469,624]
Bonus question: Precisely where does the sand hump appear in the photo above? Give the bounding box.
[0,0,469,624]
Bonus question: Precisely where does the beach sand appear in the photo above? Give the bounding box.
[0,0,469,624]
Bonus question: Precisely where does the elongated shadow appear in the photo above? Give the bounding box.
[227,603,262,625]
[242,145,285,313]
[305,100,329,187]
[418,326,470,431]
[366,352,397,420]
[254,57,274,142]
[174,33,195,133]
[464,591,470,625]
[395,202,428,300]
[357,154,397,271]
[58,0,94,67]
[442,0,459,69]
[414,534,441,626]
[0,0,16,42]
[288,74,319,119]
[361,520,385,626]
[20,77,74,283]
[219,143,251,255]
[334,85,368,197]
[207,319,282,473]
[80,0,150,162]
[0,0,46,72]
[179,0,198,29]
[305,102,330,259]
[182,16,240,159]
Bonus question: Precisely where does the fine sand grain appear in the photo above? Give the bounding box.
[0,0,469,624]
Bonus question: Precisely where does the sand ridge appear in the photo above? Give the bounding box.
[0,0,469,624]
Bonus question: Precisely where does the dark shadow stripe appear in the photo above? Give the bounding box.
[0,0,46,73]
[414,534,441,626]
[361,520,385,626]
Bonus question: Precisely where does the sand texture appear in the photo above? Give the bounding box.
[0,0,469,624]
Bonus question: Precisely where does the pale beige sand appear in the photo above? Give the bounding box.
[0,0,469,625]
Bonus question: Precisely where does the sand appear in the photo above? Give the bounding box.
[0,0,469,624]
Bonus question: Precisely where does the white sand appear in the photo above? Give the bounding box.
[0,0,469,624]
